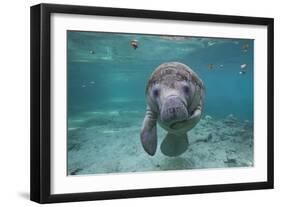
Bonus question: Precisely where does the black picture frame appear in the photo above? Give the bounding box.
[30,3,274,204]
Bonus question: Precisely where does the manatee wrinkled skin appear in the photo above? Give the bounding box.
[140,62,205,157]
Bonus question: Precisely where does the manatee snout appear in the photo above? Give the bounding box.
[160,96,188,125]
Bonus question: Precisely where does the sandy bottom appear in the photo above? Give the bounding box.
[67,109,253,176]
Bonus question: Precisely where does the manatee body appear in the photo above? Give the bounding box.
[140,62,205,157]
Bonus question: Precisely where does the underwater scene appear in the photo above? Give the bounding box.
[67,31,254,175]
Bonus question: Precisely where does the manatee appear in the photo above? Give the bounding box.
[140,62,205,157]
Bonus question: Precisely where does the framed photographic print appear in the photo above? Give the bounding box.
[30,3,274,203]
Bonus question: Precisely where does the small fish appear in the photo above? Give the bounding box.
[242,42,249,52]
[240,64,247,70]
[207,64,214,70]
[242,43,249,49]
[207,41,216,47]
[90,81,95,84]
[240,64,247,75]
[219,64,224,69]
[82,85,86,88]
[131,39,138,49]
[89,50,95,54]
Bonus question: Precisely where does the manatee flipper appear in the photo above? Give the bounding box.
[140,106,158,156]
[160,133,189,157]
[184,107,202,131]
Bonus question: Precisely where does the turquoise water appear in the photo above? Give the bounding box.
[67,31,254,175]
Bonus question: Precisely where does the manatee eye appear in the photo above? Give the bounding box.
[183,85,190,94]
[152,88,160,98]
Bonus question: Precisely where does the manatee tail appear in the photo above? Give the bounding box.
[160,133,189,157]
